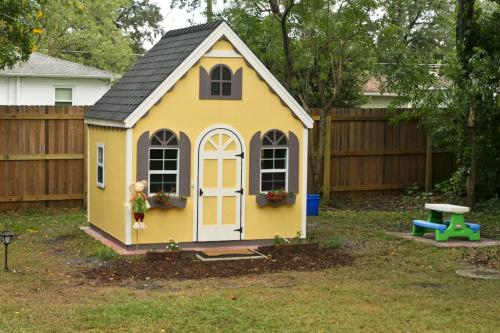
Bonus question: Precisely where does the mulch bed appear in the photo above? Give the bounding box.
[82,247,352,282]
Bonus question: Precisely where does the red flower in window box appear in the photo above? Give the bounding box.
[153,190,172,207]
[263,190,293,204]
[264,189,290,203]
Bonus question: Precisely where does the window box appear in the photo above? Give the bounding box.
[147,196,187,209]
[256,192,296,207]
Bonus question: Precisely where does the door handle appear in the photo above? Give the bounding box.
[199,188,203,196]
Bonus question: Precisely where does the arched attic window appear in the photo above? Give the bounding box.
[210,65,232,96]
[199,64,242,100]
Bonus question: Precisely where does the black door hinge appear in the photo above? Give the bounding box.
[199,188,203,196]
[234,227,243,233]
[235,152,244,158]
[235,188,244,195]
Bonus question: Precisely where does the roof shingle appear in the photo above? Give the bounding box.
[85,20,224,122]
[0,53,114,79]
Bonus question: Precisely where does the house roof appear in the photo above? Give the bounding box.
[0,53,115,79]
[363,77,383,94]
[86,20,223,123]
[85,20,313,129]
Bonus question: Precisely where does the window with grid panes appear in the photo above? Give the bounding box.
[210,65,232,96]
[148,130,179,194]
[260,130,288,191]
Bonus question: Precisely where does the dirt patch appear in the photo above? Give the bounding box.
[82,247,352,282]
[44,233,77,245]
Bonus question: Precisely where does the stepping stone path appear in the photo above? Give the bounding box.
[456,268,500,280]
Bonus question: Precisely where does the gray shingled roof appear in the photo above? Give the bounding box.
[85,20,224,123]
[0,53,115,79]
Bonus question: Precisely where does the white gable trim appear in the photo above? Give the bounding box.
[84,118,127,127]
[123,22,314,129]
[203,49,242,58]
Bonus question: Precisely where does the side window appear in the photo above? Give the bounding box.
[199,64,242,100]
[97,144,105,188]
[148,130,179,195]
[260,130,288,192]
[55,87,73,105]
[210,65,232,96]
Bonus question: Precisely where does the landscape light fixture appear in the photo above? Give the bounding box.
[0,231,14,272]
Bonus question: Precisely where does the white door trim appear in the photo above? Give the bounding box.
[193,124,246,242]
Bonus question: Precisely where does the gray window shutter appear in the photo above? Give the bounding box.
[178,131,191,196]
[136,131,150,190]
[199,67,210,99]
[249,131,261,195]
[232,68,242,99]
[288,131,299,193]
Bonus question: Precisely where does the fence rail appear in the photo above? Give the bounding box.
[312,108,455,199]
[0,105,87,210]
[0,106,455,210]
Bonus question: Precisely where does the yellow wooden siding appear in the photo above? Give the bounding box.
[130,39,305,243]
[88,126,126,242]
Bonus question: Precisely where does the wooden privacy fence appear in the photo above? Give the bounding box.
[0,105,87,210]
[0,106,455,210]
[313,108,455,199]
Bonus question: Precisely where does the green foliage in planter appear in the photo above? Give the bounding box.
[290,231,304,244]
[165,239,180,252]
[273,234,289,245]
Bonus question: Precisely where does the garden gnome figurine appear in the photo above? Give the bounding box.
[130,180,149,231]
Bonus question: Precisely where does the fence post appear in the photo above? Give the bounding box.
[425,133,433,192]
[322,115,332,201]
[83,122,88,209]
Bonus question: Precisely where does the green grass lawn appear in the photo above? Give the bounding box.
[0,206,499,332]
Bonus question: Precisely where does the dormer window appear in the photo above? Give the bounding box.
[211,65,232,96]
[200,64,242,100]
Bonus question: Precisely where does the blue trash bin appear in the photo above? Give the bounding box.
[307,194,320,216]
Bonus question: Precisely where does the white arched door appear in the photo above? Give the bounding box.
[196,128,244,241]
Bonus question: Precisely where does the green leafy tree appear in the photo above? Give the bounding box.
[37,0,163,73]
[377,0,500,205]
[221,0,376,192]
[116,0,164,54]
[170,0,221,22]
[0,0,45,70]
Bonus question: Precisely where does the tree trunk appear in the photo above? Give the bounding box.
[280,16,293,90]
[206,0,213,22]
[313,108,327,194]
[466,102,476,207]
[457,0,476,207]
[269,0,294,90]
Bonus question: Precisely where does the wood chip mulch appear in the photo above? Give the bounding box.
[82,247,353,282]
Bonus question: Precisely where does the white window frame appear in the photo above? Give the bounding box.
[54,86,73,105]
[96,143,105,189]
[259,147,288,192]
[148,147,179,196]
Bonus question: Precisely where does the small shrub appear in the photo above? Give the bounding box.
[323,237,344,249]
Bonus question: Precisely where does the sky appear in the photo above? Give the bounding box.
[149,0,228,46]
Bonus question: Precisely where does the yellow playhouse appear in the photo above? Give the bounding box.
[84,20,313,248]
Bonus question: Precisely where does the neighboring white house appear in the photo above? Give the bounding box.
[0,53,116,106]
[360,77,399,108]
